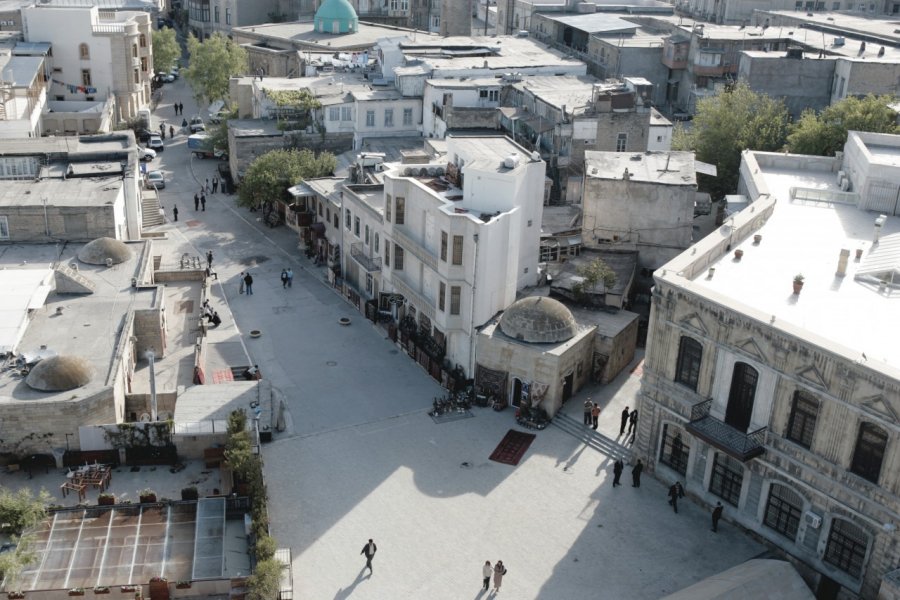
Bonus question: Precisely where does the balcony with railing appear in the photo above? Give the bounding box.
[391,227,438,270]
[350,242,381,273]
[390,275,435,321]
[685,400,766,461]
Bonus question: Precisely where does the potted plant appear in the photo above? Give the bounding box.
[119,586,137,593]
[793,274,805,294]
[92,586,109,594]
[98,493,115,506]
[753,234,762,244]
[68,589,85,597]
[734,249,744,260]
[175,581,192,589]
[138,489,157,503]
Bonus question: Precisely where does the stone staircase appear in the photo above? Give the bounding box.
[54,264,96,295]
[551,411,631,460]
[141,190,164,228]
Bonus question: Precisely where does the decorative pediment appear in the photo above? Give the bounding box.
[734,337,767,363]
[678,311,709,336]
[860,394,899,424]
[795,364,829,391]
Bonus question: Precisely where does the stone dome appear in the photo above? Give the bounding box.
[314,0,359,34]
[77,237,131,265]
[499,297,578,344]
[25,355,94,392]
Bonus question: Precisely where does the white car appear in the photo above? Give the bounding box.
[138,147,156,162]
[144,170,165,189]
[147,134,164,152]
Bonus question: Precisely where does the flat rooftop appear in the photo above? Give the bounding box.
[544,13,639,34]
[759,10,900,44]
[585,151,697,185]
[0,242,155,403]
[0,175,123,208]
[400,36,587,74]
[0,133,135,156]
[690,158,900,372]
[512,75,598,113]
[233,20,427,51]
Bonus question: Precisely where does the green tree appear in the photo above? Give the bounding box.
[246,558,281,600]
[786,94,900,156]
[0,488,50,535]
[0,536,37,591]
[238,149,336,209]
[673,82,790,200]
[183,33,247,107]
[151,27,180,74]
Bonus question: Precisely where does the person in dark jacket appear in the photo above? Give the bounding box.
[612,459,623,487]
[243,272,254,295]
[620,406,630,435]
[712,502,724,532]
[172,205,178,221]
[631,459,643,487]
[361,539,377,573]
[668,481,684,513]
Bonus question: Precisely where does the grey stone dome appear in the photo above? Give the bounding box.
[77,237,131,265]
[25,355,94,392]
[499,297,577,343]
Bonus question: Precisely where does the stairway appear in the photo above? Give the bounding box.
[551,412,631,459]
[54,264,96,294]
[141,190,164,228]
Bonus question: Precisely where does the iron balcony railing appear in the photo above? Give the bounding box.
[686,399,766,461]
[350,242,381,272]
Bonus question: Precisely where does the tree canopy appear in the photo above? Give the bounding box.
[786,94,900,156]
[151,27,180,74]
[183,33,247,107]
[238,149,337,209]
[673,82,790,200]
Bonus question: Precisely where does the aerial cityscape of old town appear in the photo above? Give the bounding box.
[0,0,898,598]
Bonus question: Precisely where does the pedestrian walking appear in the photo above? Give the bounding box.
[205,178,210,193]
[620,406,630,435]
[178,102,183,115]
[286,268,293,288]
[239,272,245,294]
[201,193,206,211]
[194,193,199,211]
[174,104,178,116]
[612,458,623,487]
[206,251,213,269]
[181,117,188,131]
[631,459,643,487]
[482,561,492,590]
[212,176,219,194]
[668,482,684,513]
[172,205,178,222]
[711,502,724,532]
[591,402,600,430]
[493,560,506,592]
[360,539,377,573]
[627,408,638,436]
[583,398,592,426]
[169,125,174,138]
[280,269,289,289]
[243,272,254,295]
[159,123,165,138]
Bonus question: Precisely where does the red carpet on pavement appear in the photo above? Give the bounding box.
[489,429,536,466]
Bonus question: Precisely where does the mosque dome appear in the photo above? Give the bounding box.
[314,0,359,34]
[25,355,94,392]
[499,297,578,344]
[77,237,131,265]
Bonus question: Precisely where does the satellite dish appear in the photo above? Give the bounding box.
[139,413,151,422]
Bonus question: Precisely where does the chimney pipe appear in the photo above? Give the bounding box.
[874,214,887,244]
[146,350,157,421]
[836,249,850,277]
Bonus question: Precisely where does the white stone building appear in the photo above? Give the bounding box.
[0,37,49,138]
[636,131,900,599]
[22,2,153,123]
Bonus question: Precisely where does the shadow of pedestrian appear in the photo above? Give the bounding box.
[333,567,369,600]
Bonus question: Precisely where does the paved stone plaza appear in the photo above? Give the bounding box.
[144,79,765,599]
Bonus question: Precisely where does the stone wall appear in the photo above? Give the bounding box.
[738,53,834,119]
[2,204,117,243]
[443,106,500,131]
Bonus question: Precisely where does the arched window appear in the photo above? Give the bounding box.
[139,34,147,48]
[824,518,869,578]
[763,483,803,541]
[725,362,758,431]
[786,390,819,449]
[674,336,702,391]
[79,43,90,59]
[850,422,888,483]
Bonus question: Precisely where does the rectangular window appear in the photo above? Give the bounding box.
[439,281,446,312]
[333,213,338,228]
[325,207,330,221]
[366,273,373,293]
[489,90,499,102]
[450,286,461,315]
[0,216,9,239]
[345,209,351,230]
[384,109,394,127]
[850,423,888,483]
[384,242,390,267]
[81,69,92,87]
[763,484,803,541]
[141,57,148,72]
[395,197,405,225]
[658,424,689,476]
[709,453,743,506]
[366,110,375,127]
[365,224,370,245]
[225,7,231,24]
[394,245,404,270]
[824,519,868,578]
[214,5,219,21]
[374,233,379,253]
[319,203,323,217]
[675,337,702,391]
[616,132,627,152]
[452,235,463,265]
[385,193,392,222]
[329,107,340,121]
[440,231,448,262]
[133,69,140,84]
[786,391,818,449]
[354,216,360,237]
[341,106,352,121]
[403,108,413,126]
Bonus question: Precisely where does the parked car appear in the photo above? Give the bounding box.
[138,147,157,161]
[136,128,154,143]
[169,67,179,80]
[148,134,164,151]
[144,170,165,189]
[189,116,205,133]
[155,72,175,84]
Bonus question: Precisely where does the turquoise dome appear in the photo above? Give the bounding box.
[314,0,359,34]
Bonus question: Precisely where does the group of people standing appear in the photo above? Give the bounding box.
[482,560,506,593]
[280,268,294,289]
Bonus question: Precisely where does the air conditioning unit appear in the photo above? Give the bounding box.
[804,511,822,529]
